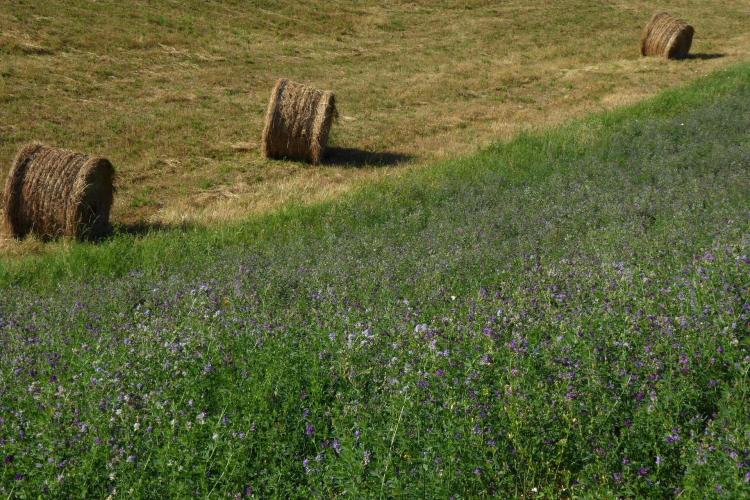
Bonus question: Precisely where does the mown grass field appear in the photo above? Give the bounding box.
[1,63,749,496]
[1,0,749,241]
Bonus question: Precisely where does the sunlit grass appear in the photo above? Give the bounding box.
[1,1,749,232]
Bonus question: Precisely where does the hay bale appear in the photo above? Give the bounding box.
[261,79,336,164]
[2,143,115,241]
[641,12,694,59]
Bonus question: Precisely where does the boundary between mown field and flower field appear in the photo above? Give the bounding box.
[0,62,749,289]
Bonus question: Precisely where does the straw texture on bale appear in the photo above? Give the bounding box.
[641,12,694,59]
[2,143,115,240]
[262,79,336,164]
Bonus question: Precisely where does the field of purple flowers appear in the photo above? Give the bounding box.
[1,65,749,497]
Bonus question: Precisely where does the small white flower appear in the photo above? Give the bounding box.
[133,422,140,431]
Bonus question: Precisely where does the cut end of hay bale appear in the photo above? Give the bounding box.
[2,143,115,241]
[641,12,694,60]
[261,79,337,164]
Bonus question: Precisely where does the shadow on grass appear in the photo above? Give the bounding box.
[324,147,413,168]
[686,53,725,60]
[113,221,192,237]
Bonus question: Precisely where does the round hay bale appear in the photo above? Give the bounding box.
[2,143,115,241]
[640,12,694,59]
[261,79,336,164]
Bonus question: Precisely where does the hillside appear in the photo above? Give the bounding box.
[1,0,749,234]
[1,64,749,496]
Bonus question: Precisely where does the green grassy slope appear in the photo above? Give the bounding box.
[0,65,749,497]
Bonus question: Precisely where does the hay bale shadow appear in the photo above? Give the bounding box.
[686,53,725,60]
[324,147,412,168]
[114,221,192,237]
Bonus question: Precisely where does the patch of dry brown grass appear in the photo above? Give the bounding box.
[0,0,748,239]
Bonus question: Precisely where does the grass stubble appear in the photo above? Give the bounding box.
[0,0,749,242]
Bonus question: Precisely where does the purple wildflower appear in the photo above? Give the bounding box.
[565,386,576,400]
[305,423,314,437]
[666,428,681,444]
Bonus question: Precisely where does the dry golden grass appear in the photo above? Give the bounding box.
[0,0,749,234]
